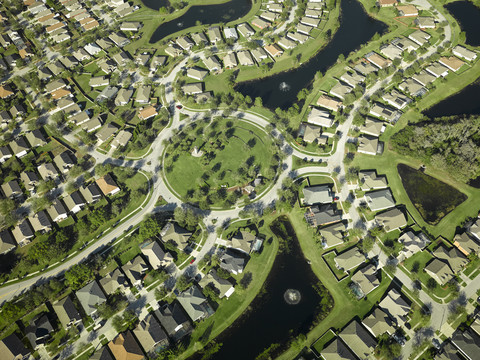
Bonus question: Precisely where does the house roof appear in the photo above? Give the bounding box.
[1,180,21,198]
[319,221,346,248]
[186,67,208,80]
[334,247,364,271]
[396,4,418,16]
[375,207,407,232]
[439,56,465,72]
[303,123,322,143]
[133,314,168,353]
[408,29,431,45]
[121,256,149,285]
[0,333,30,359]
[53,295,81,328]
[304,204,342,227]
[96,173,120,196]
[141,241,173,269]
[182,82,203,95]
[397,231,429,261]
[362,307,396,338]
[229,230,256,254]
[90,347,114,360]
[29,210,52,233]
[316,94,342,112]
[0,84,14,99]
[96,123,119,142]
[10,137,29,155]
[138,106,158,120]
[329,82,353,100]
[223,53,237,68]
[453,232,480,256]
[154,303,192,341]
[359,170,387,191]
[264,44,283,57]
[425,258,453,284]
[237,50,254,66]
[321,337,357,360]
[176,286,212,322]
[198,269,235,298]
[220,250,246,274]
[0,229,16,254]
[364,188,395,211]
[108,331,144,360]
[426,62,449,77]
[112,130,133,148]
[358,135,379,156]
[303,185,332,205]
[307,107,334,127]
[365,52,391,69]
[160,222,191,249]
[76,280,106,315]
[25,314,53,348]
[47,199,67,220]
[339,320,377,359]
[351,264,379,296]
[203,56,221,71]
[451,327,480,360]
[432,243,468,273]
[99,268,129,295]
[379,289,409,325]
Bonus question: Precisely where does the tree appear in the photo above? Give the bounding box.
[426,278,438,290]
[175,274,192,292]
[65,263,94,290]
[239,271,253,289]
[375,334,401,359]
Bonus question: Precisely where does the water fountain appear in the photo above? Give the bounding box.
[279,82,290,92]
[284,289,301,305]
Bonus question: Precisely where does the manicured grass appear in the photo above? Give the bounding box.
[308,175,335,186]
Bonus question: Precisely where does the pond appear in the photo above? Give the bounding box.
[423,77,480,118]
[397,164,467,225]
[200,217,331,360]
[235,0,387,109]
[445,1,480,46]
[149,0,252,42]
[141,0,169,10]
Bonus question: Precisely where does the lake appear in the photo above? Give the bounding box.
[202,217,328,360]
[142,0,169,10]
[235,0,387,109]
[445,1,480,46]
[149,0,252,42]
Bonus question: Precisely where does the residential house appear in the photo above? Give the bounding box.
[321,337,357,360]
[223,27,238,40]
[303,185,333,205]
[0,110,12,127]
[264,44,283,58]
[25,314,54,349]
[412,71,435,87]
[97,58,116,73]
[439,56,465,72]
[63,191,86,214]
[0,84,14,99]
[160,222,191,250]
[89,347,114,360]
[84,43,102,56]
[176,36,194,51]
[70,111,90,126]
[96,123,119,144]
[0,146,12,163]
[59,56,78,69]
[334,247,364,271]
[164,44,183,57]
[453,232,480,256]
[307,107,334,127]
[357,135,379,156]
[392,36,419,52]
[138,106,158,121]
[305,8,322,18]
[96,38,114,50]
[150,55,167,70]
[304,204,342,227]
[451,327,480,360]
[133,314,169,354]
[259,11,279,23]
[10,103,26,119]
[54,151,75,174]
[379,289,410,326]
[375,207,407,232]
[416,16,436,29]
[199,269,235,298]
[351,264,379,297]
[251,17,271,30]
[109,32,130,47]
[108,331,144,360]
[38,162,59,181]
[382,90,411,110]
[79,183,102,204]
[89,76,109,88]
[96,173,121,196]
[0,229,16,255]
[182,82,204,95]
[10,137,29,158]
[29,210,52,234]
[191,32,209,46]
[47,200,68,222]
[396,231,430,262]
[25,130,46,148]
[319,221,346,248]
[111,130,133,149]
[135,85,151,104]
[53,296,82,329]
[267,3,283,12]
[154,303,192,342]
[315,94,342,113]
[0,333,30,360]
[354,61,378,76]
[76,280,107,317]
[329,82,353,100]
[369,102,402,123]
[115,88,133,106]
[453,45,477,61]
[186,67,208,81]
[251,47,269,63]
[220,250,246,275]
[300,16,320,27]
[378,0,397,6]
[339,320,377,359]
[141,241,174,269]
[425,62,449,78]
[278,37,296,50]
[302,123,324,144]
[203,56,222,72]
[365,52,391,69]
[83,117,103,133]
[72,48,91,62]
[100,268,129,296]
[237,50,255,66]
[362,307,396,338]
[408,29,431,46]
[120,21,142,31]
[122,256,149,287]
[1,180,22,199]
[340,71,365,88]
[297,23,313,35]
[380,43,403,60]
[396,4,418,16]
[468,218,480,242]
[398,77,425,96]
[364,188,395,212]
[425,243,468,284]
[12,219,34,247]
[207,26,222,44]
[223,53,238,69]
[359,170,387,191]
[425,258,455,285]
[96,86,119,103]
[237,23,255,38]
[177,286,213,322]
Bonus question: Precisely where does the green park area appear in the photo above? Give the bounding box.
[164,118,279,208]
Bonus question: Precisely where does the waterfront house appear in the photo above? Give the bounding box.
[154,303,192,342]
[375,207,407,232]
[415,16,435,29]
[220,250,246,274]
[412,70,436,86]
[396,4,418,16]
[186,67,208,80]
[439,56,465,72]
[425,62,449,78]
[191,32,209,45]
[237,23,255,38]
[198,269,235,298]
[321,337,357,360]
[177,286,214,322]
[364,188,395,211]
[307,107,335,127]
[259,11,279,23]
[319,221,346,248]
[207,26,222,44]
[408,29,431,46]
[382,89,411,110]
[176,36,194,51]
[453,45,477,61]
[357,135,379,156]
[133,314,169,354]
[380,44,403,60]
[316,94,342,112]
[304,204,342,227]
[334,247,364,271]
[264,43,283,58]
[237,50,255,66]
[359,118,385,137]
[251,17,271,30]
[365,52,391,69]
[223,53,238,69]
[278,37,296,50]
[339,320,377,359]
[182,82,204,95]
[351,264,379,297]
[340,71,365,88]
[329,82,353,100]
[359,170,387,191]
[223,27,238,40]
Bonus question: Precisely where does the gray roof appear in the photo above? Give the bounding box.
[364,188,395,211]
[176,286,213,322]
[362,307,396,338]
[53,295,82,328]
[304,204,342,227]
[220,250,246,274]
[375,207,407,232]
[121,256,149,285]
[99,268,129,295]
[133,313,169,352]
[303,185,332,205]
[0,333,30,359]
[154,303,192,342]
[96,123,119,142]
[451,327,480,360]
[379,289,409,326]
[160,222,191,250]
[321,337,357,360]
[339,320,377,359]
[0,229,16,254]
[334,247,364,271]
[351,264,379,296]
[76,280,106,315]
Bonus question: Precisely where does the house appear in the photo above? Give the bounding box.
[25,314,54,349]
[264,44,283,58]
[319,221,346,248]
[76,280,107,317]
[398,78,425,96]
[160,222,191,250]
[428,242,469,280]
[177,286,214,322]
[133,314,169,354]
[89,347,114,360]
[304,204,342,227]
[137,53,151,67]
[379,289,409,325]
[120,21,142,31]
[321,337,357,360]
[109,32,130,47]
[150,55,167,70]
[251,17,271,30]
[302,123,323,144]
[138,106,158,121]
[339,320,377,359]
[96,123,119,144]
[267,3,283,12]
[89,76,109,88]
[10,103,26,119]
[426,62,449,78]
[199,269,235,298]
[396,4,418,16]
[84,43,102,56]
[307,107,334,127]
[0,110,12,126]
[453,45,477,61]
[425,258,454,285]
[223,53,238,69]
[392,36,419,52]
[223,27,238,40]
[182,82,204,95]
[63,191,86,214]
[340,71,365,88]
[380,43,403,60]
[227,230,258,254]
[191,32,209,45]
[451,327,480,360]
[154,303,192,342]
[0,84,14,99]
[237,23,255,38]
[10,137,29,158]
[107,130,131,150]
[164,44,183,57]
[96,173,121,196]
[300,16,320,27]
[362,307,396,338]
[54,151,76,174]
[364,188,395,211]
[24,130,46,148]
[350,264,379,297]
[45,79,67,93]
[115,88,133,106]
[203,56,222,72]
[329,82,353,100]
[397,231,429,261]
[37,162,59,182]
[382,89,411,110]
[303,185,333,205]
[207,26,222,43]
[375,207,407,232]
[334,247,364,271]
[439,56,465,72]
[415,16,436,29]
[72,48,91,62]
[297,23,313,35]
[453,232,480,256]
[70,111,90,126]
[134,85,151,104]
[96,38,114,50]
[251,47,269,63]
[1,180,22,199]
[287,30,309,44]
[96,86,119,103]
[408,29,431,46]
[141,241,174,269]
[29,210,52,234]
[79,183,102,204]
[354,61,378,76]
[237,50,255,66]
[176,36,194,51]
[108,331,144,360]
[100,268,129,296]
[365,52,391,69]
[122,256,149,287]
[0,229,16,255]
[357,135,379,156]
[0,333,30,360]
[0,146,12,163]
[186,67,208,81]
[378,0,397,6]
[47,200,68,222]
[259,11,279,23]
[369,103,402,123]
[468,219,480,242]
[97,58,116,73]
[359,118,385,137]
[53,296,82,329]
[12,219,34,247]
[278,37,296,50]
[220,250,246,275]
[305,8,322,18]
